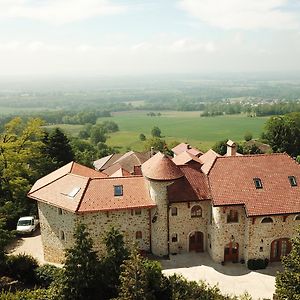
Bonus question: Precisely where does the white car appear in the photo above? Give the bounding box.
[16,216,39,234]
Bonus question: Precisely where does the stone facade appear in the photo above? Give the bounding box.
[38,185,300,265]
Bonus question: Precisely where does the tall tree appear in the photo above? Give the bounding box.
[117,247,152,300]
[44,128,74,169]
[264,113,300,157]
[275,229,300,299]
[60,223,100,300]
[0,117,44,213]
[101,227,129,299]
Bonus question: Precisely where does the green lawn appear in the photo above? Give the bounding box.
[45,111,268,152]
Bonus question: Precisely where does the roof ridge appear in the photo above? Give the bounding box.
[217,152,288,159]
[89,175,144,181]
[76,177,92,212]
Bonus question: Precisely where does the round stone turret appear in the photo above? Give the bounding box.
[142,152,183,256]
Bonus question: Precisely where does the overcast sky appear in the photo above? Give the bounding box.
[0,0,300,77]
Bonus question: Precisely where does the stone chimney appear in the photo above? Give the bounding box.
[226,140,237,156]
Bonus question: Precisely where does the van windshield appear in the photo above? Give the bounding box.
[18,220,32,226]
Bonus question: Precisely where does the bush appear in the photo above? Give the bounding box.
[35,264,61,287]
[247,258,269,270]
[6,254,39,284]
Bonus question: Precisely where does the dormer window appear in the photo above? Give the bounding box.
[114,185,123,196]
[288,176,297,187]
[253,178,263,189]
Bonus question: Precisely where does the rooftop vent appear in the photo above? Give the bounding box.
[288,176,297,187]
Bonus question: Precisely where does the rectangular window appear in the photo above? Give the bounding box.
[288,176,297,187]
[227,210,238,223]
[171,207,178,216]
[114,185,123,196]
[135,209,141,215]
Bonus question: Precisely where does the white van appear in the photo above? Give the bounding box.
[16,216,39,234]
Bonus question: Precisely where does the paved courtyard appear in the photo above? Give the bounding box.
[7,233,282,299]
[162,252,282,300]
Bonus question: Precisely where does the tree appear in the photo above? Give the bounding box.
[117,247,152,300]
[70,138,98,167]
[44,128,74,169]
[275,228,300,299]
[90,125,106,145]
[139,133,146,141]
[0,117,45,215]
[212,139,228,155]
[0,218,14,265]
[244,132,253,141]
[151,126,161,138]
[144,137,167,153]
[60,223,100,300]
[101,227,129,299]
[264,113,300,157]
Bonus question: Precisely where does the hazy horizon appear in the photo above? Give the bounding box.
[0,0,300,77]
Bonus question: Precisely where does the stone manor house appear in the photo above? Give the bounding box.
[28,141,300,264]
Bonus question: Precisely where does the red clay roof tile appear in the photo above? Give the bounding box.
[142,152,184,181]
[209,153,300,216]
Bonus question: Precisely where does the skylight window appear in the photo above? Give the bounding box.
[114,185,123,196]
[288,176,297,187]
[253,178,263,189]
[67,187,81,198]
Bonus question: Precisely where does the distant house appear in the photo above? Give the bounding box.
[28,142,300,264]
[171,142,203,157]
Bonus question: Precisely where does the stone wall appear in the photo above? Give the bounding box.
[148,180,171,256]
[245,214,300,261]
[81,208,151,256]
[38,202,77,263]
[209,206,246,262]
[169,201,209,254]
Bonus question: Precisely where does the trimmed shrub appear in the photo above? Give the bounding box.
[6,254,39,284]
[247,258,269,270]
[35,264,61,287]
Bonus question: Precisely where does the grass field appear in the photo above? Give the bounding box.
[104,111,268,151]
[45,111,268,152]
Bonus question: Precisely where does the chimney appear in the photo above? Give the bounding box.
[150,146,154,157]
[226,140,237,156]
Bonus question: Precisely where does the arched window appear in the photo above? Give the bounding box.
[295,215,300,220]
[261,217,273,223]
[171,233,178,243]
[171,207,178,216]
[191,205,202,218]
[135,231,142,240]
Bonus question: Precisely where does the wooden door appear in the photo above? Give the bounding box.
[270,238,291,262]
[189,231,204,252]
[224,242,239,262]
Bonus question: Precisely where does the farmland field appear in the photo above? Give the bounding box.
[45,111,268,152]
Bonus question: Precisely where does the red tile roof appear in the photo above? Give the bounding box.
[167,165,211,203]
[78,177,155,212]
[93,154,123,171]
[29,161,105,194]
[172,151,203,166]
[109,167,131,177]
[172,143,202,157]
[200,149,221,174]
[209,153,300,216]
[142,152,184,181]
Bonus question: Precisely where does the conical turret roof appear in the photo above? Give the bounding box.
[142,152,184,181]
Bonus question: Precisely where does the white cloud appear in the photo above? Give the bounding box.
[170,38,216,52]
[179,0,300,30]
[0,0,126,24]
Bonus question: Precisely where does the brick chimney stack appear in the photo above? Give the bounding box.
[226,140,237,156]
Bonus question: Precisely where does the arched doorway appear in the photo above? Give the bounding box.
[270,238,291,262]
[224,242,239,262]
[189,231,204,252]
